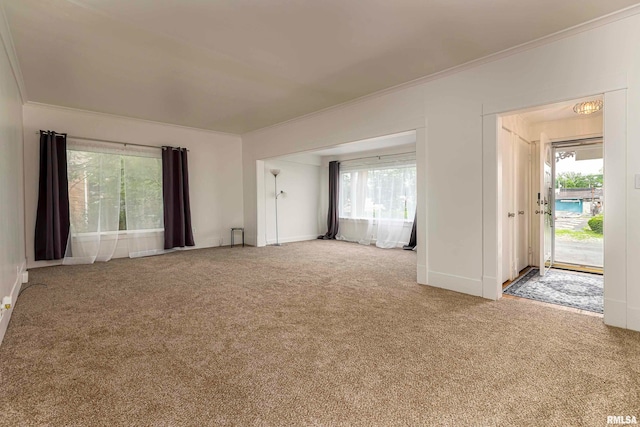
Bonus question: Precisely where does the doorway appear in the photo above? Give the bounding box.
[552,140,603,272]
[499,96,604,314]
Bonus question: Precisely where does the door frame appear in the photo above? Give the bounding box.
[551,138,604,271]
[482,89,627,329]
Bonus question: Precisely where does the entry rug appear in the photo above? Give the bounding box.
[504,268,603,313]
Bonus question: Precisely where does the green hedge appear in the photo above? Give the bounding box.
[588,214,603,234]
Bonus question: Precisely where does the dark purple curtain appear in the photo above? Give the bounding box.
[319,161,340,239]
[403,212,417,250]
[162,147,195,249]
[34,131,70,260]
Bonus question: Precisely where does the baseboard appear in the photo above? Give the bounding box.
[482,275,501,300]
[604,298,627,329]
[627,306,640,332]
[192,236,223,249]
[417,264,427,285]
[427,271,483,297]
[265,234,319,245]
[0,260,26,346]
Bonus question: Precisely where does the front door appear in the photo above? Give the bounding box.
[539,132,553,275]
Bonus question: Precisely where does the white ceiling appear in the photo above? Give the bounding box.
[516,95,604,123]
[275,131,416,165]
[4,0,639,134]
[309,131,416,157]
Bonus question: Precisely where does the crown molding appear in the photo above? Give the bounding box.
[25,102,241,138]
[0,1,27,103]
[244,3,640,137]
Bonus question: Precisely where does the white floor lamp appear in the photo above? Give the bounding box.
[270,169,284,246]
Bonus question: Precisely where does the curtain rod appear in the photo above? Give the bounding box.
[339,151,416,163]
[35,131,189,151]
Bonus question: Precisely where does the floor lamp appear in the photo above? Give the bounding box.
[270,169,284,246]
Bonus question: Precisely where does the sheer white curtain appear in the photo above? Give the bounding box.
[64,141,166,264]
[64,143,122,264]
[123,148,165,258]
[337,158,416,248]
[374,166,416,248]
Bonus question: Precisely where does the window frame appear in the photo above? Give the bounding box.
[338,160,417,222]
[66,141,164,236]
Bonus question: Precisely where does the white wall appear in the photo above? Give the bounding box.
[263,158,321,245]
[530,115,603,142]
[0,16,26,344]
[502,114,534,141]
[242,12,640,330]
[23,103,243,269]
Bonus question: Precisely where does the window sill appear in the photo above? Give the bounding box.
[72,229,163,239]
[338,217,413,224]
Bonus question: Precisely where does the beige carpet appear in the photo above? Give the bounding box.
[1,240,638,426]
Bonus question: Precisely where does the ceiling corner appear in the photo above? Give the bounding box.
[0,1,27,103]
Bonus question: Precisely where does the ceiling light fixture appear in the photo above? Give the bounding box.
[573,100,603,115]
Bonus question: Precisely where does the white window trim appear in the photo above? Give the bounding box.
[70,229,163,241]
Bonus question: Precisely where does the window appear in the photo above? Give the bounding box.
[67,145,163,234]
[121,155,163,231]
[339,163,417,221]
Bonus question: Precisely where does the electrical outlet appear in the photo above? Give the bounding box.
[0,294,9,323]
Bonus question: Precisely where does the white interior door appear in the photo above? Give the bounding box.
[515,137,530,273]
[539,132,553,275]
[501,128,515,282]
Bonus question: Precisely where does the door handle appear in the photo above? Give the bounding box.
[518,211,525,215]
[508,212,515,218]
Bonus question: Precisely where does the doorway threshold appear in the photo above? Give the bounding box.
[502,292,603,318]
[551,262,603,275]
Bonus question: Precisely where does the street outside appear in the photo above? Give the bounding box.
[554,213,603,267]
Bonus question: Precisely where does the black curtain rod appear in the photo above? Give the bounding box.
[339,151,416,163]
[37,131,189,151]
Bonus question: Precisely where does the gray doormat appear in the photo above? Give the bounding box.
[503,268,603,313]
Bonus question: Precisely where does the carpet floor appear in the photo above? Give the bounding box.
[0,240,638,426]
[503,268,604,314]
